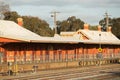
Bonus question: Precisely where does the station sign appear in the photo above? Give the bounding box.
[98,48,102,52]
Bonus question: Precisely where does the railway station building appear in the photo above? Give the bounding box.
[0,20,120,70]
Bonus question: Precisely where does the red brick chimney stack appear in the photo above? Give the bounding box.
[107,26,112,32]
[17,18,23,26]
[84,24,89,30]
[98,25,101,31]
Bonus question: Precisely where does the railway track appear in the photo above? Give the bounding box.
[2,64,120,80]
[36,68,120,80]
[82,71,120,80]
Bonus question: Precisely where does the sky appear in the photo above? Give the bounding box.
[1,0,120,28]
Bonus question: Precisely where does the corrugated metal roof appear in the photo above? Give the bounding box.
[0,20,120,45]
[0,20,80,43]
[31,34,80,44]
[80,30,119,41]
[82,40,120,45]
[60,32,75,36]
[59,29,120,44]
[60,29,119,41]
[0,20,42,42]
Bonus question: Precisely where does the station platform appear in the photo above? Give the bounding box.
[0,63,120,80]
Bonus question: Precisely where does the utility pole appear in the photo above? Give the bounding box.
[104,12,110,28]
[51,11,60,34]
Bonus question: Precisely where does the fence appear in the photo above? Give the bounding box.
[0,52,120,64]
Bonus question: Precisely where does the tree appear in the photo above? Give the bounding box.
[57,16,84,33]
[4,11,20,22]
[3,11,54,37]
[99,17,120,39]
[111,18,120,39]
[89,25,98,30]
[99,18,112,31]
[22,16,54,36]
[0,1,10,19]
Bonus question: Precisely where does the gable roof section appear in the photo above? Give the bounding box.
[77,29,120,45]
[0,20,80,44]
[60,29,120,45]
[0,20,120,45]
[80,30,119,41]
[0,20,42,42]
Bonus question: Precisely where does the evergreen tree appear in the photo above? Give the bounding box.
[57,16,84,33]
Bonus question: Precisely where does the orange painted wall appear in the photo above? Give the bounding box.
[0,47,4,52]
[62,50,66,60]
[77,47,83,59]
[0,43,120,62]
[49,50,53,60]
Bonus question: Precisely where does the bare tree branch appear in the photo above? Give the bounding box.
[0,1,10,19]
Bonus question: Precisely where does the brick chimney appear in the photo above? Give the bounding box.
[98,25,101,31]
[84,24,89,30]
[17,18,23,26]
[107,26,112,32]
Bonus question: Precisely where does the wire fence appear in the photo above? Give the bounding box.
[0,52,120,64]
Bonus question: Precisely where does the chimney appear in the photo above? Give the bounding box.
[98,25,101,31]
[17,18,23,26]
[84,24,89,30]
[107,26,112,32]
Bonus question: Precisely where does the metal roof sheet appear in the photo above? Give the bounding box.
[0,20,120,45]
[0,20,43,42]
[82,40,120,45]
[80,30,119,41]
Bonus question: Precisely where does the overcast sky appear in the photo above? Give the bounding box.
[2,0,120,28]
